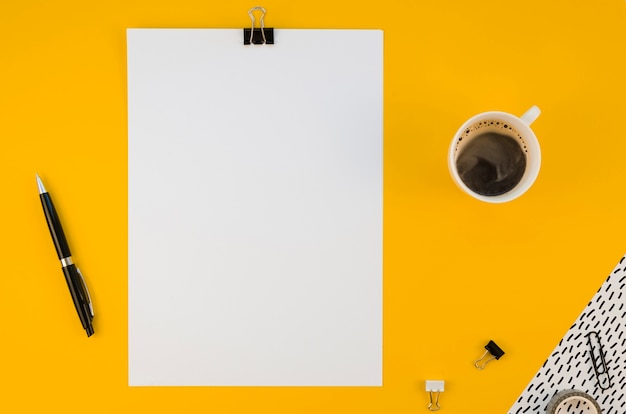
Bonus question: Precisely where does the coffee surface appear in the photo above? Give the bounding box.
[455,132,526,196]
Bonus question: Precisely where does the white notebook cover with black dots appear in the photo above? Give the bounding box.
[508,255,626,413]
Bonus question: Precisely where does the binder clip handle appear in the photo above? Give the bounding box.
[474,340,505,370]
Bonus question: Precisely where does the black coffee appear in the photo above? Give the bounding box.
[455,132,526,196]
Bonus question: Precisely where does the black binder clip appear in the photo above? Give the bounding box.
[244,6,274,45]
[474,340,505,370]
[586,331,613,390]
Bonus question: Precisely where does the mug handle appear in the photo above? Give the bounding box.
[520,105,541,125]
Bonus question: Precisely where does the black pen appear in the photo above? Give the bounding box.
[37,174,94,337]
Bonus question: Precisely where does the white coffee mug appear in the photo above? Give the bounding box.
[448,106,541,203]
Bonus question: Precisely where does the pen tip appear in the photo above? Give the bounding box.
[36,174,46,194]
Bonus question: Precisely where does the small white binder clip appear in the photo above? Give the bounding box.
[425,380,445,411]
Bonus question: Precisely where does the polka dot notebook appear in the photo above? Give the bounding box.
[509,255,626,413]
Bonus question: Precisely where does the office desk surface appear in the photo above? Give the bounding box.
[1,1,625,412]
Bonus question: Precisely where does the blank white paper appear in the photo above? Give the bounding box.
[127,28,383,386]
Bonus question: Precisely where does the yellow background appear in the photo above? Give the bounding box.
[1,1,625,412]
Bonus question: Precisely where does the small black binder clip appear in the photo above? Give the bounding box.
[244,6,274,45]
[586,331,612,390]
[474,340,505,370]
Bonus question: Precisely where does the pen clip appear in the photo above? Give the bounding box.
[76,267,94,317]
